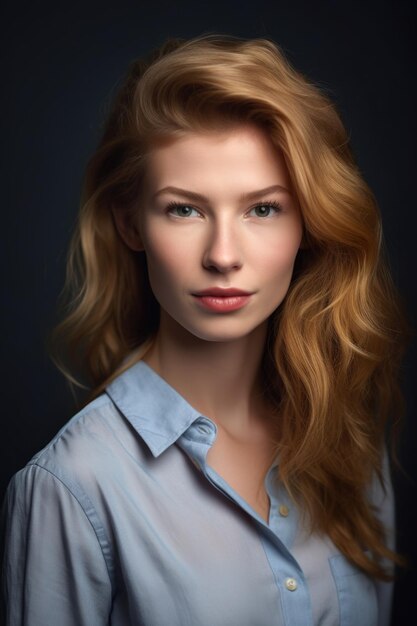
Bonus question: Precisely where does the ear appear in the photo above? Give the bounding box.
[111,206,144,252]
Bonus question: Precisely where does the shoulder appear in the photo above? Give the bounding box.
[1,398,116,619]
[33,394,117,465]
[1,394,126,587]
[7,393,131,507]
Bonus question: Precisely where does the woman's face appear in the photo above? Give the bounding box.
[133,123,303,343]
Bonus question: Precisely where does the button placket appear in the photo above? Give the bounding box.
[256,532,313,624]
[265,483,299,551]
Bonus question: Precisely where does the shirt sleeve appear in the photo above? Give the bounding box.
[1,463,112,626]
[369,446,396,626]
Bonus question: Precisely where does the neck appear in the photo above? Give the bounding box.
[144,312,271,438]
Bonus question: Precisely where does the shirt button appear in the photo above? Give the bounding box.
[285,578,298,591]
[279,504,289,517]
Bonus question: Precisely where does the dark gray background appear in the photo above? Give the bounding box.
[1,1,415,623]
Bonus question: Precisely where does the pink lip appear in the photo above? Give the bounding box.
[192,287,253,297]
[192,289,253,313]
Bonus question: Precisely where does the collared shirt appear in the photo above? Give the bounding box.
[1,360,395,626]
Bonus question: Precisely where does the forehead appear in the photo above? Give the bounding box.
[143,123,292,192]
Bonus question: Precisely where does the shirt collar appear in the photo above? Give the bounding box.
[105,360,203,458]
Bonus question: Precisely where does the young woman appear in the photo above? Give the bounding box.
[1,34,409,626]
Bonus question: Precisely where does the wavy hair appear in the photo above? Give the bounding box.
[49,33,410,580]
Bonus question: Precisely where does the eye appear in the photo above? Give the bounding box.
[248,201,283,218]
[166,202,201,218]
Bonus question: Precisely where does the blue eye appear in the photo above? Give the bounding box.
[166,200,283,218]
[248,201,283,217]
[166,202,201,218]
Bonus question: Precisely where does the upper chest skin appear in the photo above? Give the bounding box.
[205,421,279,523]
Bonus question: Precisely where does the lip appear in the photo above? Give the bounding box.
[192,287,253,297]
[193,290,252,313]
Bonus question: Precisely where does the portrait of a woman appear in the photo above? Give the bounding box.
[1,33,410,626]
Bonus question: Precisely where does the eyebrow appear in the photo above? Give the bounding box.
[152,184,291,203]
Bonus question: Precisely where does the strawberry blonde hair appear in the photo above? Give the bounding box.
[50,33,410,580]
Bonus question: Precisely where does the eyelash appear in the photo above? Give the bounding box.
[165,200,283,218]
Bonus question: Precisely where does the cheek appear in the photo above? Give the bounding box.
[144,235,191,291]
[257,230,302,279]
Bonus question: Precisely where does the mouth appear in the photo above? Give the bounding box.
[192,287,253,297]
[191,288,254,313]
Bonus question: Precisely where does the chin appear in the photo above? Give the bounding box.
[179,317,268,344]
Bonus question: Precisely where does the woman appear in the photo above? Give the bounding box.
[1,33,409,626]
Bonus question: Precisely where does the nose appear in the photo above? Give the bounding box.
[202,220,243,274]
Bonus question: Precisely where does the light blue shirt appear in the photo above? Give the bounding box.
[1,360,395,626]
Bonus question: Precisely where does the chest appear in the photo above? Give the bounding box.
[205,427,278,523]
[92,423,380,626]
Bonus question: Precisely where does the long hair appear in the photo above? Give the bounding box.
[49,33,410,579]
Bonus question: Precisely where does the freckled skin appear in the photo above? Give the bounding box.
[136,123,304,343]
